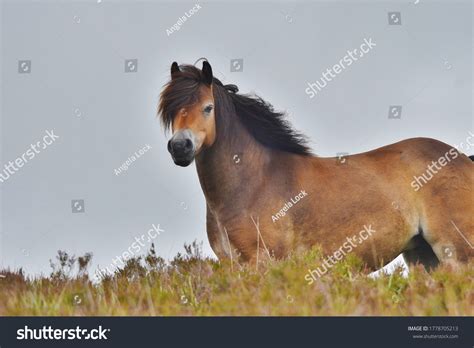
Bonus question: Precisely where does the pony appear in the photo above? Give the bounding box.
[158,60,473,275]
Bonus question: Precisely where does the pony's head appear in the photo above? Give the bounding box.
[159,60,312,167]
[158,61,216,167]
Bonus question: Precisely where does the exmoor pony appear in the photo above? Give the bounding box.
[158,60,473,274]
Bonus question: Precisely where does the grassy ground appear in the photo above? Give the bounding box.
[0,242,472,316]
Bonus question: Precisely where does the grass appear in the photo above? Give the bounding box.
[0,242,472,316]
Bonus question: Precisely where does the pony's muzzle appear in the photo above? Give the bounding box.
[168,130,196,167]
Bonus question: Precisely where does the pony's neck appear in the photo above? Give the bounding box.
[195,107,272,212]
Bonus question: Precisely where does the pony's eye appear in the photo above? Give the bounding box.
[203,105,213,114]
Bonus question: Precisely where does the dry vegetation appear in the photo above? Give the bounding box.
[0,242,472,316]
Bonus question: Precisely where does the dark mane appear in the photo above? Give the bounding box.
[159,64,312,156]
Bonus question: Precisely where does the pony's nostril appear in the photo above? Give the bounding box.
[184,138,193,150]
[167,140,172,153]
[172,141,184,151]
[171,139,191,153]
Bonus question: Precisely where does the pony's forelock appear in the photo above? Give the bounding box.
[158,65,206,132]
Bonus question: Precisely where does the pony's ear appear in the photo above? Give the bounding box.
[202,61,213,86]
[171,62,180,78]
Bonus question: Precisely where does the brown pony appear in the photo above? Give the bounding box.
[158,61,473,277]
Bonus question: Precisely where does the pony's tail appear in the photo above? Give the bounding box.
[469,155,474,161]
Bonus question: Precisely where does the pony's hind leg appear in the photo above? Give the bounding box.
[421,212,474,268]
[419,157,474,268]
[402,234,439,271]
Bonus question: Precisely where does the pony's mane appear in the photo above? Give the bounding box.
[159,64,312,156]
